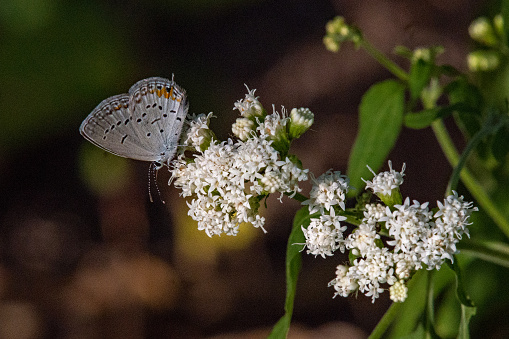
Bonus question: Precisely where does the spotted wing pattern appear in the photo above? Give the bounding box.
[79,77,189,165]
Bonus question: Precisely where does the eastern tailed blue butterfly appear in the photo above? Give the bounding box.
[80,77,189,170]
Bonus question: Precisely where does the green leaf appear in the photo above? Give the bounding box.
[347,79,405,195]
[448,259,476,339]
[404,108,440,129]
[393,45,413,59]
[397,324,425,339]
[404,103,478,130]
[447,259,474,307]
[436,64,461,77]
[409,59,433,101]
[268,207,310,338]
[445,78,483,139]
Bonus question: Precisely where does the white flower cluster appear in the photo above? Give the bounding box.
[170,88,310,237]
[171,135,307,237]
[300,162,478,303]
[328,190,477,303]
[301,171,350,258]
[364,161,405,196]
[304,170,350,214]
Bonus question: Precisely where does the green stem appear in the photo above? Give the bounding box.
[360,39,409,82]
[368,301,403,339]
[431,119,509,239]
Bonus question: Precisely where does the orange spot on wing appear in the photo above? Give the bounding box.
[153,86,183,102]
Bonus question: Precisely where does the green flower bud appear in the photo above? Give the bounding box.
[289,107,314,139]
[323,35,340,52]
[467,50,501,72]
[469,17,498,46]
[323,16,362,53]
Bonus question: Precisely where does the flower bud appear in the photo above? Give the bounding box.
[323,35,340,52]
[469,17,498,46]
[232,117,255,141]
[289,107,314,139]
[389,280,408,303]
[323,16,362,52]
[412,48,431,63]
[467,50,501,72]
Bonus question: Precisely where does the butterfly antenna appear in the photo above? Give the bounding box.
[148,163,155,203]
[148,162,165,204]
[154,167,165,204]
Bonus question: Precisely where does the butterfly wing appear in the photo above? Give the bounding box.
[79,94,161,161]
[128,77,189,165]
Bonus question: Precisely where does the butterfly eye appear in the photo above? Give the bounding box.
[153,161,163,170]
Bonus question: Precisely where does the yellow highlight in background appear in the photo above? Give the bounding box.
[172,197,263,263]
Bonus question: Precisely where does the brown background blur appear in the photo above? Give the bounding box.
[0,0,500,338]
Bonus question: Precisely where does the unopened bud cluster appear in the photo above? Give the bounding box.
[323,16,362,52]
[468,14,505,72]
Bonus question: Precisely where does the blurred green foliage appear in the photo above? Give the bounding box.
[0,0,133,154]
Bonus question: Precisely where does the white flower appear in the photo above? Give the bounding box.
[380,194,477,272]
[257,106,289,139]
[349,247,396,303]
[233,86,264,119]
[326,177,477,303]
[363,203,387,223]
[392,252,419,279]
[364,161,405,196]
[418,191,478,270]
[381,198,432,253]
[301,209,347,258]
[345,221,380,256]
[434,191,477,237]
[181,112,215,152]
[303,170,350,215]
[329,265,359,298]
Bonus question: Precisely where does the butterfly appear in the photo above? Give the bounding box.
[80,77,189,170]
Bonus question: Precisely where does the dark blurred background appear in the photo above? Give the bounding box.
[0,0,502,338]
